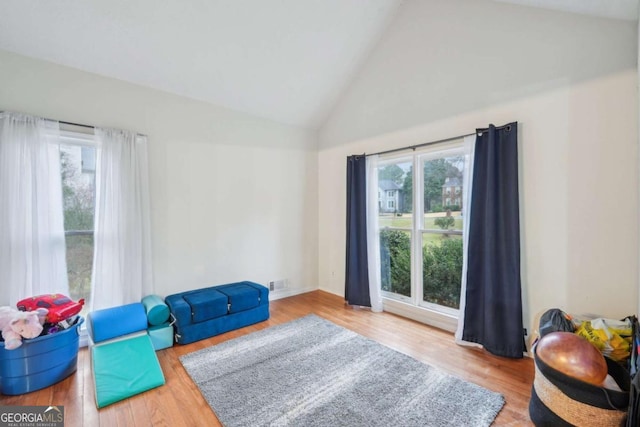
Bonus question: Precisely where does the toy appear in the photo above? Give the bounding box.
[17,294,84,323]
[0,306,48,350]
[43,315,81,335]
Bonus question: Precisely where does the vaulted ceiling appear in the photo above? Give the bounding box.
[0,0,636,129]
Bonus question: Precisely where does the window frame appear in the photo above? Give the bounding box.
[377,141,465,319]
[377,154,413,304]
[59,129,96,335]
[417,148,464,317]
[60,129,97,233]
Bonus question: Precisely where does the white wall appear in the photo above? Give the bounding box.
[0,50,319,299]
[318,0,639,343]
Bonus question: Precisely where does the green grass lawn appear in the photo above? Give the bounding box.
[378,213,462,246]
[423,232,462,245]
[378,213,462,231]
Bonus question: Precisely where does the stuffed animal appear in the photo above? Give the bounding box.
[0,306,48,350]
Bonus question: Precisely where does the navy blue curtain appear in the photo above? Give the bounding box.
[345,155,371,307]
[461,122,525,358]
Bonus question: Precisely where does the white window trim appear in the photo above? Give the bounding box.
[60,129,95,146]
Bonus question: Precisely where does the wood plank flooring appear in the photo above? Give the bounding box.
[0,290,534,426]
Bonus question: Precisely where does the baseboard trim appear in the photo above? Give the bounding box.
[268,286,318,301]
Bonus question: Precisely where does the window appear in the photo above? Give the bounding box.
[387,190,394,197]
[377,142,465,316]
[81,146,96,173]
[378,158,412,298]
[421,152,464,311]
[60,131,96,317]
[387,200,395,209]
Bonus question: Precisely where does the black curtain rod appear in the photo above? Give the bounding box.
[60,120,94,129]
[366,132,475,157]
[364,123,514,157]
[60,119,148,137]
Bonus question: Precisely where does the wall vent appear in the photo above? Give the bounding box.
[269,279,288,291]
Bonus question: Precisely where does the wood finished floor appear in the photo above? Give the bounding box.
[0,290,534,426]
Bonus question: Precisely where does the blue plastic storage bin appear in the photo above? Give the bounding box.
[0,317,84,395]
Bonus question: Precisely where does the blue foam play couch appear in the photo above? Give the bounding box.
[165,281,269,344]
[87,303,165,408]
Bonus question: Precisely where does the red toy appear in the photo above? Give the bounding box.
[16,294,84,324]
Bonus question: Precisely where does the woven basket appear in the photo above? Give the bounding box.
[529,345,630,426]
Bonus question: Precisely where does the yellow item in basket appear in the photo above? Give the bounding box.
[575,318,632,362]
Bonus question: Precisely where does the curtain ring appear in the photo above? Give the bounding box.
[506,125,512,132]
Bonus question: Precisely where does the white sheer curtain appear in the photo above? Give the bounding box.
[0,112,68,305]
[366,155,383,312]
[455,134,479,346]
[91,128,153,310]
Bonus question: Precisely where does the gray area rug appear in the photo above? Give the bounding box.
[179,314,505,427]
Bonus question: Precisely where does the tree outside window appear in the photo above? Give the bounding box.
[60,143,96,316]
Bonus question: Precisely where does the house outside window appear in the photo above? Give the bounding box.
[442,177,462,209]
[378,180,404,213]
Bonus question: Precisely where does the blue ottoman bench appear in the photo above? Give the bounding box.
[165,281,269,345]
